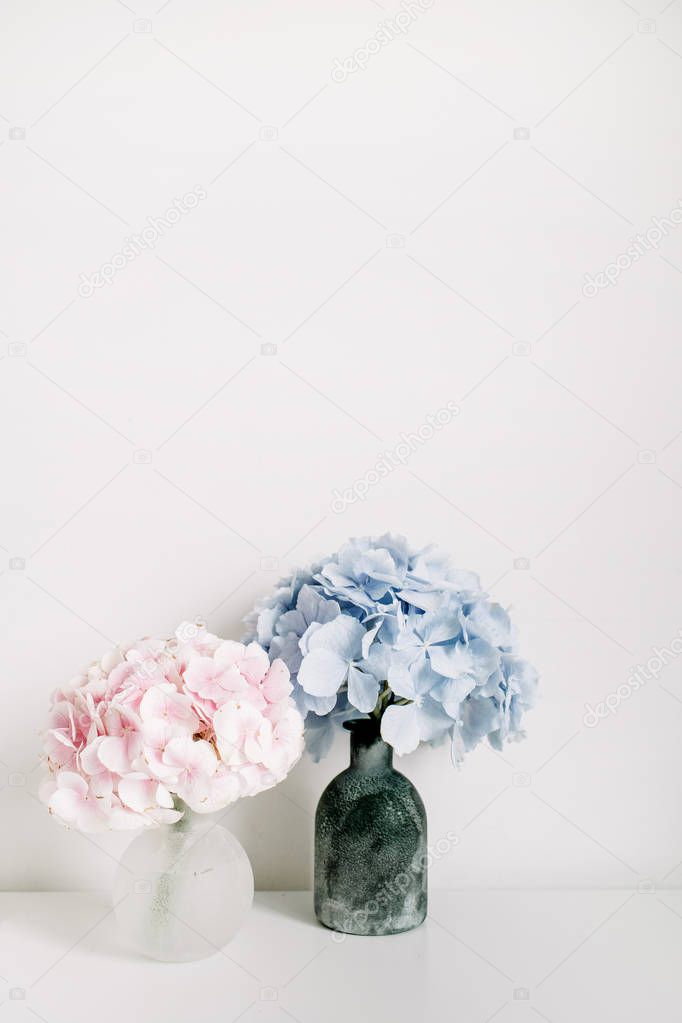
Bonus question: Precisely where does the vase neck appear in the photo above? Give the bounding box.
[172,800,198,832]
[348,723,393,771]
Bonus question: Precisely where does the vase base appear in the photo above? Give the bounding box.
[315,896,427,936]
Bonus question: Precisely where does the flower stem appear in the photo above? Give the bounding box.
[371,682,393,721]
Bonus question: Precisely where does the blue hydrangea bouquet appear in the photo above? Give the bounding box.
[245,533,538,764]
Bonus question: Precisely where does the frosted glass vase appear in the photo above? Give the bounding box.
[113,806,254,961]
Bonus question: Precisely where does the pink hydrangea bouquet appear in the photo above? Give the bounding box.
[40,621,304,832]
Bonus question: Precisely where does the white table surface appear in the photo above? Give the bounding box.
[0,890,680,1023]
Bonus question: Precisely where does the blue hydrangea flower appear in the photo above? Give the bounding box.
[381,659,452,756]
[244,534,538,762]
[270,585,341,674]
[298,615,386,714]
[316,533,410,610]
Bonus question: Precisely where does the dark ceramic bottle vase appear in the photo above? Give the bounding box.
[314,719,427,935]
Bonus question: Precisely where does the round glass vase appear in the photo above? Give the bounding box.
[314,719,427,935]
[113,804,254,962]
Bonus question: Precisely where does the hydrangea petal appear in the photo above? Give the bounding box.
[432,674,477,717]
[387,655,417,701]
[347,666,379,714]
[305,615,364,660]
[429,637,499,683]
[419,607,461,645]
[465,601,513,649]
[380,704,420,756]
[298,649,349,697]
[416,695,455,742]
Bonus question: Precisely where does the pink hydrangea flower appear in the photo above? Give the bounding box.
[183,655,251,719]
[41,622,304,832]
[139,684,200,749]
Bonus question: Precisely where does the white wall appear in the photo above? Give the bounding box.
[2,0,682,892]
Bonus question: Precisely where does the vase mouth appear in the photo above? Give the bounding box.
[343,718,380,735]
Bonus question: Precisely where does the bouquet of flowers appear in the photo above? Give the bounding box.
[245,533,538,761]
[40,621,304,832]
